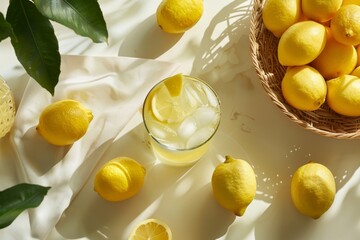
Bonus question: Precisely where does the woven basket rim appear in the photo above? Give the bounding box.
[249,0,360,139]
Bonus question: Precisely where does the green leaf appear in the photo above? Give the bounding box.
[0,12,14,42]
[34,0,108,43]
[0,183,50,229]
[6,0,60,95]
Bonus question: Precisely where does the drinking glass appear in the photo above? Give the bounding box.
[142,75,221,166]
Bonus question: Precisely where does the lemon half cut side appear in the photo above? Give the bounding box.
[128,218,172,240]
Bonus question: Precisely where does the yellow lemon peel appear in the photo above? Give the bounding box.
[36,99,93,146]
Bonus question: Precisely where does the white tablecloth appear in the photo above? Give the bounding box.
[1,0,360,239]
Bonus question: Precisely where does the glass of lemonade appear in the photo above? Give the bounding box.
[142,74,221,166]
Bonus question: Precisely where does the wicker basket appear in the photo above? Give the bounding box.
[249,0,360,139]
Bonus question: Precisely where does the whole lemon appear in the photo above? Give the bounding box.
[327,75,360,116]
[278,21,327,66]
[302,0,342,22]
[156,0,203,34]
[94,157,146,202]
[342,0,360,5]
[36,99,93,146]
[311,36,357,79]
[262,0,302,37]
[211,155,256,216]
[0,75,16,138]
[291,162,336,219]
[351,66,360,77]
[281,66,327,111]
[331,4,360,45]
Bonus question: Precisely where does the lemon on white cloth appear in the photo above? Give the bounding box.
[211,155,257,216]
[36,99,93,146]
[291,162,336,219]
[94,157,146,202]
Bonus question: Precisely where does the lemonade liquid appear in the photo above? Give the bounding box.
[143,75,220,166]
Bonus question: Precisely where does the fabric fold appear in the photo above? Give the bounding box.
[5,55,179,240]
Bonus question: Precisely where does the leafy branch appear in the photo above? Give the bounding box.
[0,183,50,229]
[0,0,108,95]
[0,0,108,229]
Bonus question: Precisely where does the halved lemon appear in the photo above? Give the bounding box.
[128,218,172,240]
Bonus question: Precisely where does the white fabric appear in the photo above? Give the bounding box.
[5,55,179,239]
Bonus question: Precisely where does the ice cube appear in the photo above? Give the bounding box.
[178,116,197,140]
[193,81,210,105]
[163,141,186,150]
[203,86,219,108]
[193,107,219,127]
[147,121,177,141]
[186,127,214,148]
[182,81,204,107]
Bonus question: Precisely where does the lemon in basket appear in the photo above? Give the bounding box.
[278,21,327,66]
[211,156,256,216]
[156,0,203,34]
[36,99,93,146]
[291,162,336,219]
[327,75,360,116]
[94,157,146,202]
[302,0,342,23]
[282,66,327,111]
[262,0,302,37]
[331,4,360,46]
[351,66,360,77]
[0,76,16,138]
[342,0,360,5]
[311,36,357,79]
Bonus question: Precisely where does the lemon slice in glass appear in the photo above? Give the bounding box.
[151,74,188,123]
[0,76,16,138]
[164,73,183,97]
[129,218,172,240]
[150,85,185,123]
